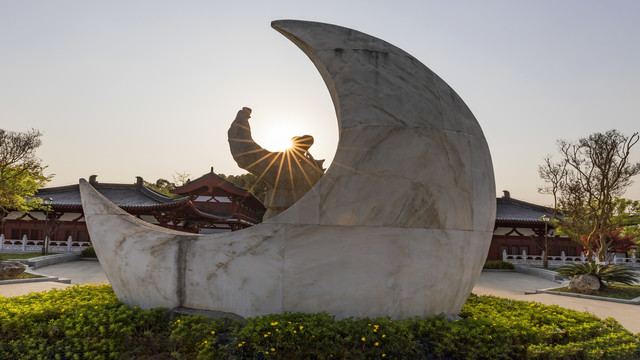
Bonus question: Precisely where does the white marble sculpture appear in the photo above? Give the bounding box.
[80,20,496,319]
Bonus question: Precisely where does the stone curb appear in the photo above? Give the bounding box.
[0,272,71,286]
[10,253,81,269]
[514,264,565,282]
[534,287,640,305]
[482,269,515,272]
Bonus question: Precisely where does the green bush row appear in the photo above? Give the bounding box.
[1,285,638,359]
[483,260,515,270]
[80,246,97,258]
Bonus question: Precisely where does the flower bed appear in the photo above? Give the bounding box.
[0,285,638,359]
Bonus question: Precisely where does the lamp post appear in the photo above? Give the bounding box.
[541,215,550,269]
[41,197,53,255]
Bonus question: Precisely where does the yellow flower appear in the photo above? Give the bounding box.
[271,321,278,326]
[382,334,386,338]
[361,337,366,342]
[299,325,304,330]
[176,319,181,323]
[264,334,269,337]
[382,354,386,357]
[203,340,208,344]
[270,348,275,352]
[238,344,243,347]
[265,351,269,354]
[375,342,379,346]
[211,331,215,335]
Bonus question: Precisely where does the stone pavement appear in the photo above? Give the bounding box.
[1,261,638,334]
[0,260,109,298]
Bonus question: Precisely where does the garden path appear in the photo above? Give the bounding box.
[0,260,108,298]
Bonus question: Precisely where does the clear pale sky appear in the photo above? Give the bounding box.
[2,1,639,206]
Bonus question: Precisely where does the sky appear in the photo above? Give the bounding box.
[2,0,639,206]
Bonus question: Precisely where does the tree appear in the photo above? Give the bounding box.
[539,130,640,261]
[172,171,191,187]
[218,173,267,202]
[144,178,178,197]
[0,129,52,215]
[537,155,568,268]
[144,171,191,198]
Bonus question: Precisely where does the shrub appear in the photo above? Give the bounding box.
[81,246,97,258]
[1,286,638,359]
[558,262,638,286]
[483,260,515,270]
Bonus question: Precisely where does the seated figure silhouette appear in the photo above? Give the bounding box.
[228,107,325,220]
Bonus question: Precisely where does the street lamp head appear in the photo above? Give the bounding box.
[540,215,551,222]
[43,197,53,206]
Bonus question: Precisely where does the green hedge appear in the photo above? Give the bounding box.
[483,260,515,270]
[80,246,97,258]
[1,285,638,359]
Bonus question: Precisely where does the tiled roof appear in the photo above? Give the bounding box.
[495,195,556,225]
[35,176,189,211]
[171,171,265,210]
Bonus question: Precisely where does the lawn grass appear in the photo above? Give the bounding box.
[551,283,640,300]
[16,272,44,279]
[0,252,54,260]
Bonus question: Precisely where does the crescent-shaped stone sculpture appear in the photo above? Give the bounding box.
[80,20,496,319]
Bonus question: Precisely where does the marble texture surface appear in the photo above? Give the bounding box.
[80,20,496,319]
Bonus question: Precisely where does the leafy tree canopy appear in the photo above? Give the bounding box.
[143,171,191,198]
[0,128,52,214]
[218,172,267,202]
[539,130,640,261]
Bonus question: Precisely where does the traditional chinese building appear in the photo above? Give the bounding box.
[2,176,586,259]
[0,173,265,252]
[486,190,581,261]
[170,171,265,233]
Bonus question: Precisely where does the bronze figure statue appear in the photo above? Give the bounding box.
[228,107,325,220]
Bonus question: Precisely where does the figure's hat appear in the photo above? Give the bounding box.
[291,135,314,148]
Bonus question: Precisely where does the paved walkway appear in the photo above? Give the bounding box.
[0,260,109,298]
[1,262,639,333]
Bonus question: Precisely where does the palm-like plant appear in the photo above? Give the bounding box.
[557,262,638,288]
